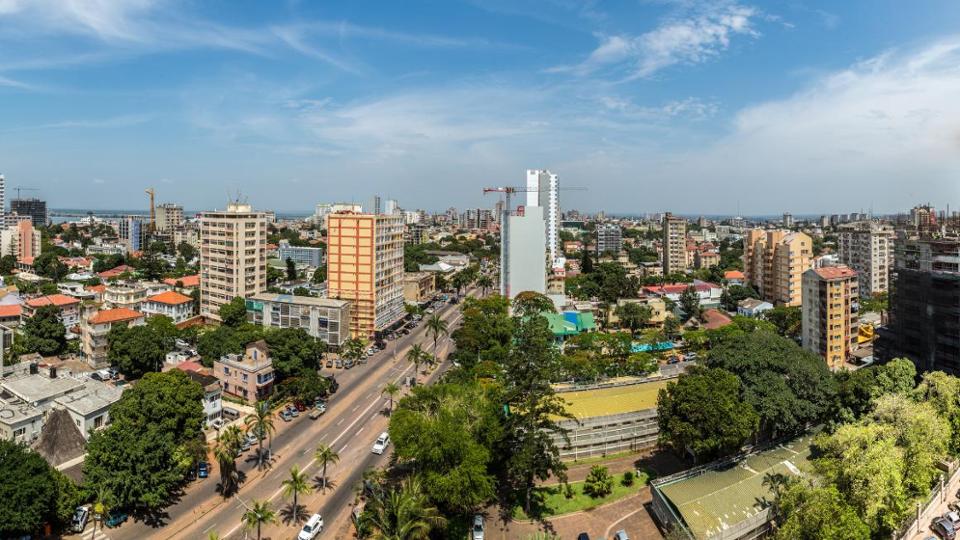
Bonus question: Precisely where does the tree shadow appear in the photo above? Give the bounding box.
[311,474,338,493]
[279,502,307,525]
[215,469,248,497]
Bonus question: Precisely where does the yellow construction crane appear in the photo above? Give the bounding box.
[145,187,156,233]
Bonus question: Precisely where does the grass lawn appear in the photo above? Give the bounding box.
[558,380,668,419]
[513,471,650,520]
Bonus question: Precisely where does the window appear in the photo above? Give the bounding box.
[242,373,248,382]
[94,415,104,428]
[13,427,25,437]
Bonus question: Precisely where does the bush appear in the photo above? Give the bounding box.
[622,470,635,487]
[583,465,614,498]
[564,483,574,499]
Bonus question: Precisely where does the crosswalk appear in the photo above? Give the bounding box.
[77,527,111,540]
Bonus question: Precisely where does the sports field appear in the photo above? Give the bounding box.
[559,379,669,419]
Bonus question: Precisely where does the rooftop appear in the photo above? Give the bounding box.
[53,381,124,416]
[1,374,85,404]
[248,292,349,308]
[26,294,79,308]
[147,290,193,305]
[656,435,814,540]
[700,309,733,330]
[88,308,143,325]
[724,270,746,280]
[558,379,668,419]
[0,304,22,318]
[163,274,200,288]
[812,266,858,280]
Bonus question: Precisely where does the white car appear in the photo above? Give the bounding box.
[298,513,324,540]
[371,432,390,455]
[472,514,485,540]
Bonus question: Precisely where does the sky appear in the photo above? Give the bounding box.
[1,0,959,215]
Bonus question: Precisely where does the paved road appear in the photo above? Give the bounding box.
[100,289,473,540]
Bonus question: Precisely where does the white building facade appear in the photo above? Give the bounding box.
[502,206,547,299]
[525,169,562,270]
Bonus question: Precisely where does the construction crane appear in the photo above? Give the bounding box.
[13,187,39,199]
[483,184,586,298]
[145,187,156,233]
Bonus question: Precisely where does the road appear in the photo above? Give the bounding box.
[99,289,473,540]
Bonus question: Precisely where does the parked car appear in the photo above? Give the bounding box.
[683,352,698,360]
[222,407,240,420]
[294,401,307,412]
[324,375,339,394]
[335,359,343,369]
[280,411,292,422]
[577,534,590,540]
[298,513,324,540]
[309,407,325,420]
[104,510,128,528]
[71,506,90,533]
[289,408,300,418]
[245,433,258,445]
[947,511,960,529]
[933,517,956,540]
[325,359,333,368]
[240,439,252,451]
[371,432,390,454]
[198,461,209,478]
[472,515,485,540]
[210,418,225,430]
[666,356,680,364]
[613,531,630,540]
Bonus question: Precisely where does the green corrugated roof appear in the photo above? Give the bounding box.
[658,435,815,539]
[577,312,597,331]
[542,312,579,336]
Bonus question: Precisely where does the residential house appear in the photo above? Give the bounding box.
[213,341,275,404]
[181,370,223,428]
[80,308,145,366]
[142,290,195,323]
[403,272,437,305]
[737,298,774,318]
[23,294,81,329]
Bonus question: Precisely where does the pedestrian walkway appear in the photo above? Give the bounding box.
[74,527,111,540]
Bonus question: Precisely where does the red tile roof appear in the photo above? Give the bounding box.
[701,308,733,330]
[174,360,204,373]
[813,266,858,280]
[0,305,22,318]
[98,265,135,278]
[147,291,193,305]
[163,275,200,288]
[85,284,106,294]
[724,270,746,280]
[88,308,143,325]
[18,256,35,265]
[26,294,80,308]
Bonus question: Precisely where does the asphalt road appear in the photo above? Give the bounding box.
[100,289,473,540]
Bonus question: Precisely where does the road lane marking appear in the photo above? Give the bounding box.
[355,427,364,436]
[336,418,344,426]
[340,444,349,453]
[202,523,217,533]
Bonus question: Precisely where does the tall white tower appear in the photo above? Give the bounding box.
[524,169,560,268]
[0,174,6,225]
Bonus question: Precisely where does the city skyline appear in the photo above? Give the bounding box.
[1,1,959,213]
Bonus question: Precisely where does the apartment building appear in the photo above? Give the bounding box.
[156,203,184,234]
[595,223,622,256]
[277,240,324,268]
[743,229,813,306]
[877,236,960,374]
[502,206,547,299]
[182,370,223,428]
[0,220,41,260]
[526,169,562,268]
[81,308,145,365]
[9,198,47,226]
[214,340,275,404]
[199,202,269,321]
[403,272,436,305]
[661,213,688,275]
[326,212,405,338]
[246,293,350,349]
[837,222,894,296]
[802,266,860,370]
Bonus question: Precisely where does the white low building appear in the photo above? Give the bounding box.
[182,371,222,428]
[142,290,195,323]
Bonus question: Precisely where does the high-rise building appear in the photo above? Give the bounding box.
[384,199,399,216]
[782,213,794,228]
[314,203,363,228]
[199,202,269,321]
[155,203,184,234]
[117,216,146,253]
[595,223,622,255]
[0,174,5,225]
[525,169,561,267]
[0,220,41,260]
[838,222,894,296]
[10,198,46,227]
[662,213,687,275]
[327,212,405,338]
[876,237,960,374]
[802,266,860,370]
[743,229,813,306]
[910,204,937,232]
[502,206,546,299]
[461,208,494,230]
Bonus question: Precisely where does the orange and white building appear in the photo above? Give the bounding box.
[327,212,405,338]
[142,290,195,323]
[23,294,81,328]
[80,308,145,365]
[743,229,813,307]
[0,220,41,260]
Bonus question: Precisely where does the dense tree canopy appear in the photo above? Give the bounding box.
[108,316,178,379]
[772,480,869,540]
[219,296,249,327]
[18,304,68,357]
[0,440,80,536]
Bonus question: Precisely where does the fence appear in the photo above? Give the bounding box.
[895,462,960,540]
[551,408,659,460]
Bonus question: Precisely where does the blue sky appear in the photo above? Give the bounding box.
[1,0,959,215]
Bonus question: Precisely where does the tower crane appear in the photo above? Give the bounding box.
[145,187,156,233]
[483,184,586,298]
[13,187,39,199]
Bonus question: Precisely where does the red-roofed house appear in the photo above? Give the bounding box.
[643,281,723,309]
[0,304,22,326]
[81,308,145,365]
[162,274,200,290]
[724,270,746,286]
[142,291,195,323]
[98,265,135,280]
[84,284,106,302]
[24,295,81,328]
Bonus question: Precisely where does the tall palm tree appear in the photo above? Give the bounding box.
[382,382,400,413]
[281,465,312,522]
[315,443,340,492]
[241,499,277,540]
[476,275,493,296]
[214,425,244,496]
[425,314,448,357]
[366,477,447,540]
[405,344,426,380]
[245,400,276,468]
[91,486,112,536]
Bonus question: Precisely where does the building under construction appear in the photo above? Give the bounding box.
[876,236,960,374]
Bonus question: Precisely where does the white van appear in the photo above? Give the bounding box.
[298,513,324,540]
[371,432,390,454]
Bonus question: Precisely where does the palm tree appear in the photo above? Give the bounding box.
[91,486,112,536]
[207,533,221,540]
[315,443,341,492]
[476,274,493,296]
[281,465,312,523]
[382,382,400,413]
[406,344,426,380]
[425,314,448,357]
[214,425,244,496]
[245,400,276,468]
[241,499,277,540]
[365,476,446,540]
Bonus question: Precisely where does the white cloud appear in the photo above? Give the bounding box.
[551,2,759,79]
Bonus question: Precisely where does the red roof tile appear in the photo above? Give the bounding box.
[0,305,22,318]
[813,266,858,280]
[26,294,80,308]
[147,291,193,305]
[88,308,143,325]
[163,275,200,288]
[724,270,746,280]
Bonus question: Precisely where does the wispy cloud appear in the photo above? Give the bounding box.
[549,2,759,79]
[2,113,154,132]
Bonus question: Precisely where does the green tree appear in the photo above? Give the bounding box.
[449,296,513,371]
[662,315,680,339]
[614,302,652,333]
[425,314,449,357]
[657,366,759,462]
[678,285,701,321]
[177,241,197,261]
[764,306,802,340]
[476,274,494,296]
[264,327,325,380]
[0,254,17,274]
[382,382,400,413]
[218,296,248,327]
[314,444,340,492]
[364,476,447,540]
[913,371,960,454]
[869,394,949,496]
[772,480,869,540]
[32,251,69,280]
[281,465,312,523]
[285,257,297,281]
[720,284,759,311]
[245,400,276,469]
[580,246,593,274]
[406,343,427,379]
[20,304,67,356]
[0,440,65,536]
[343,337,366,364]
[241,499,277,540]
[108,315,178,379]
[513,291,556,317]
[312,266,326,283]
[214,425,244,496]
[583,465,614,498]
